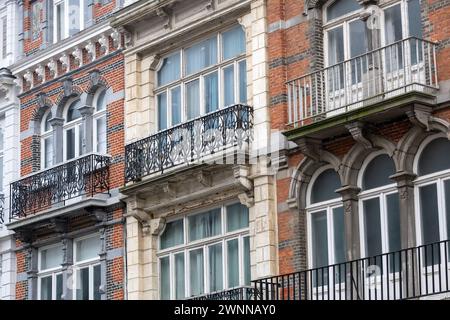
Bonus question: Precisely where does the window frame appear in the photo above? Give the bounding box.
[53,0,90,43]
[157,201,250,299]
[92,89,108,154]
[0,12,6,60]
[41,110,54,169]
[63,98,84,161]
[154,25,247,131]
[37,243,64,300]
[306,165,344,270]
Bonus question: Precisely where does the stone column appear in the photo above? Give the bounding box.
[61,237,73,300]
[26,245,38,300]
[390,171,418,298]
[99,227,107,300]
[79,105,95,154]
[49,117,64,164]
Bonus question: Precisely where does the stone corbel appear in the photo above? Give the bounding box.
[346,121,373,149]
[197,170,212,187]
[142,217,166,236]
[23,70,33,89]
[110,30,121,50]
[47,59,58,79]
[162,181,176,198]
[85,41,96,62]
[156,7,171,29]
[234,165,254,207]
[406,104,433,131]
[72,47,83,67]
[116,27,132,48]
[35,65,45,83]
[205,0,214,11]
[98,34,109,55]
[287,197,298,210]
[295,137,321,161]
[62,77,74,97]
[49,218,68,233]
[59,54,70,73]
[238,192,254,208]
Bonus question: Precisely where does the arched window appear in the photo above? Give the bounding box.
[307,167,345,272]
[64,99,83,161]
[93,90,107,154]
[41,111,53,168]
[415,137,450,254]
[358,153,400,266]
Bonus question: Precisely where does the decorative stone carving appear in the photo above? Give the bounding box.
[23,70,33,88]
[238,192,254,208]
[98,34,109,54]
[116,27,132,48]
[85,41,96,61]
[35,65,45,83]
[111,29,121,49]
[47,59,58,79]
[296,137,321,161]
[156,7,171,29]
[59,54,70,72]
[205,0,214,10]
[346,121,373,149]
[72,47,83,67]
[406,104,433,131]
[197,170,212,187]
[142,217,166,236]
[63,77,74,97]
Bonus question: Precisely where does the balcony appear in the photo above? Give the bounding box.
[9,153,111,220]
[252,239,450,300]
[125,104,253,183]
[189,286,261,300]
[286,37,438,138]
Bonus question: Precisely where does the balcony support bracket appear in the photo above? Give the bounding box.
[233,165,254,208]
[346,122,373,149]
[295,137,321,161]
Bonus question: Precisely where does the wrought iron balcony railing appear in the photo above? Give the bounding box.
[287,37,438,128]
[253,239,450,300]
[10,153,111,220]
[0,193,4,224]
[125,104,253,183]
[189,286,261,300]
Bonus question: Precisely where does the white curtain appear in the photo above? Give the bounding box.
[209,244,223,292]
[189,249,204,296]
[223,66,235,107]
[227,239,239,288]
[171,87,182,126]
[157,93,167,130]
[160,257,170,299]
[185,37,217,75]
[222,26,246,60]
[158,53,181,87]
[186,80,200,120]
[76,236,100,262]
[175,253,185,299]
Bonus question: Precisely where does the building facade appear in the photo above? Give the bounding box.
[0,0,21,300]
[6,0,130,300]
[252,0,450,300]
[111,0,278,300]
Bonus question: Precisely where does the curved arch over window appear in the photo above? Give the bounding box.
[64,98,83,160]
[307,167,345,285]
[359,153,399,268]
[66,99,82,123]
[41,111,53,168]
[93,90,107,154]
[415,137,450,266]
[418,137,450,176]
[326,0,361,22]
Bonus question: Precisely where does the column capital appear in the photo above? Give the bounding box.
[336,185,361,200]
[49,117,65,127]
[390,171,417,187]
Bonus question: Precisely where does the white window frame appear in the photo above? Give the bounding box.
[0,12,7,61]
[357,151,399,259]
[157,202,250,299]
[92,90,107,154]
[72,234,101,300]
[53,0,90,43]
[41,110,53,169]
[63,98,84,161]
[37,243,64,300]
[306,165,344,270]
[0,117,4,193]
[413,134,450,247]
[155,25,247,131]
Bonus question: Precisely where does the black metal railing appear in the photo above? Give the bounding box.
[10,153,111,219]
[253,239,450,300]
[189,286,261,300]
[125,104,253,183]
[0,193,4,224]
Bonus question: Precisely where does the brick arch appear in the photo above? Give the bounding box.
[31,92,54,123]
[85,69,111,107]
[54,77,84,118]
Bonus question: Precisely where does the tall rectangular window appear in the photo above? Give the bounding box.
[55,2,65,42]
[1,16,6,59]
[31,1,42,40]
[73,235,101,300]
[38,245,64,300]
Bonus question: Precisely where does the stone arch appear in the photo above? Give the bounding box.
[29,92,55,135]
[54,77,84,118]
[84,69,111,107]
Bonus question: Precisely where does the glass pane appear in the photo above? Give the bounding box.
[311,169,341,204]
[408,0,423,65]
[76,267,89,300]
[44,137,53,168]
[40,276,52,300]
[227,239,239,288]
[96,117,107,154]
[222,26,246,60]
[78,123,83,156]
[387,193,401,252]
[223,65,235,106]
[326,0,360,21]
[67,100,82,122]
[40,245,63,270]
[160,257,170,299]
[93,264,101,300]
[311,211,328,268]
[186,80,200,120]
[157,93,168,131]
[445,180,450,246]
[56,274,63,300]
[418,138,450,175]
[175,253,185,299]
[238,60,247,104]
[384,4,404,71]
[171,87,182,126]
[96,90,107,111]
[226,203,249,232]
[419,184,441,245]
[56,3,65,41]
[158,52,181,87]
[243,236,251,285]
[333,206,346,264]
[209,243,223,292]
[327,27,344,65]
[160,220,184,249]
[204,72,219,113]
[362,154,396,190]
[349,20,368,84]
[188,208,221,242]
[68,0,80,36]
[189,249,204,296]
[44,114,52,132]
[185,37,217,75]
[363,198,383,257]
[76,236,101,262]
[83,0,92,28]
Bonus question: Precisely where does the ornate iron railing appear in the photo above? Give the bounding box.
[125,104,253,183]
[253,239,450,300]
[189,286,261,300]
[10,153,111,219]
[287,37,438,128]
[0,193,4,224]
